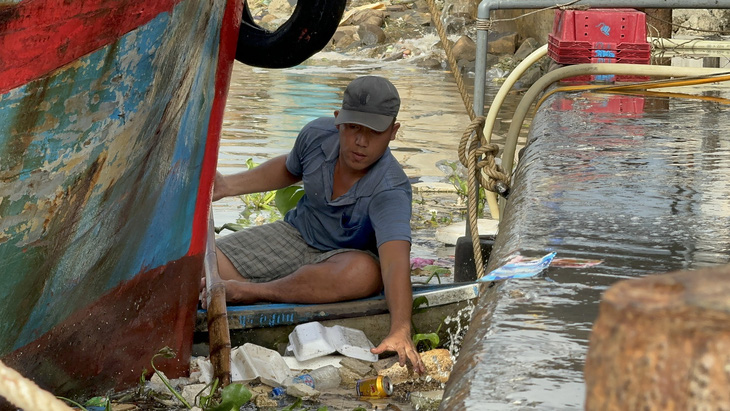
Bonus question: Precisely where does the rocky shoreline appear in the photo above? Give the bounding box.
[248,1,730,94]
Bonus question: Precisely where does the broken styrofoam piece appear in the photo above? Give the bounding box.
[287,322,378,363]
[232,343,292,386]
[283,355,343,372]
[196,344,292,387]
[196,357,214,384]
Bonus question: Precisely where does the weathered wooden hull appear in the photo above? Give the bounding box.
[194,283,483,354]
[0,0,240,398]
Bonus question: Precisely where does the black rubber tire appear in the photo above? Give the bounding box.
[236,0,347,68]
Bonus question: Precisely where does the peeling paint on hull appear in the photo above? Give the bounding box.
[0,0,239,399]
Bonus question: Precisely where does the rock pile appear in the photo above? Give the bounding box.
[246,0,549,88]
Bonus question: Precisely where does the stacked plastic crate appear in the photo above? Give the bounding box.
[548,8,651,83]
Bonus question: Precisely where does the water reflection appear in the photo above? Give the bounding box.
[443,88,730,409]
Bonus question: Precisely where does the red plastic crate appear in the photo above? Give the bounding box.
[550,54,650,65]
[548,8,650,65]
[549,8,651,82]
[550,8,647,45]
[548,37,651,64]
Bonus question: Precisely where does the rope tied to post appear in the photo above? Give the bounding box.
[425,0,512,280]
[424,0,511,198]
[457,116,511,197]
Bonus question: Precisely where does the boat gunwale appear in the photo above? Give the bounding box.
[195,282,482,332]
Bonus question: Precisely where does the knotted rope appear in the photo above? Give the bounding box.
[424,0,510,278]
[0,360,73,411]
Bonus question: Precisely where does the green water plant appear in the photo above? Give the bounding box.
[149,347,192,408]
[146,347,252,410]
[436,160,488,217]
[205,383,252,411]
[223,158,305,230]
[57,396,112,411]
[411,296,440,351]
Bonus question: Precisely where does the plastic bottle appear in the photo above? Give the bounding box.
[283,365,341,390]
[269,386,287,398]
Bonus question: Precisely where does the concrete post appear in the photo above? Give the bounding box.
[585,264,730,410]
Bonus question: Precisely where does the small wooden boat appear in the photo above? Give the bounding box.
[0,0,346,401]
[194,282,483,354]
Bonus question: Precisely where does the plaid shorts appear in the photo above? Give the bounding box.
[216,220,376,283]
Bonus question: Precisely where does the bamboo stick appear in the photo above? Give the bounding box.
[205,212,231,387]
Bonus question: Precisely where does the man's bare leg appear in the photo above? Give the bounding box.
[200,247,250,309]
[216,246,250,281]
[224,251,382,305]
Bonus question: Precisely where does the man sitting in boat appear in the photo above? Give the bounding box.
[211,76,425,373]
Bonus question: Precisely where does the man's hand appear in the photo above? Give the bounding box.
[371,329,426,374]
[212,171,228,202]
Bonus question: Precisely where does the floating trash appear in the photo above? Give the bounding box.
[478,252,557,282]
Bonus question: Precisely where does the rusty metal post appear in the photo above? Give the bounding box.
[205,213,231,387]
[585,264,730,410]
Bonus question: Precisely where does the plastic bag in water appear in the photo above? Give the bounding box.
[478,252,557,282]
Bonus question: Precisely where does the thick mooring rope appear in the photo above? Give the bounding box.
[424,0,510,279]
[0,360,73,411]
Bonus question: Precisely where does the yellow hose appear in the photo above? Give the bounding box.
[535,72,730,109]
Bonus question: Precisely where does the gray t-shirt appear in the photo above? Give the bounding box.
[284,117,412,254]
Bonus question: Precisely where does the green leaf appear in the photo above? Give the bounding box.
[85,397,109,407]
[281,398,303,411]
[206,383,252,411]
[245,158,259,170]
[274,185,305,215]
[413,332,440,347]
[422,265,450,275]
[412,296,429,312]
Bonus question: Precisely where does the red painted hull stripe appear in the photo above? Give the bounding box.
[0,0,182,94]
[188,0,241,255]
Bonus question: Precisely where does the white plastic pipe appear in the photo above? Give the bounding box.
[481,44,548,218]
[649,37,730,51]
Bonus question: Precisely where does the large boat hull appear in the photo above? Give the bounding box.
[0,0,240,398]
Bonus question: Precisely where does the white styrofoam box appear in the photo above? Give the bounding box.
[287,322,378,363]
[231,343,292,386]
[287,322,337,361]
[326,325,378,362]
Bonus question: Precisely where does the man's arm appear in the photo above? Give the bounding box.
[213,154,300,201]
[370,240,426,374]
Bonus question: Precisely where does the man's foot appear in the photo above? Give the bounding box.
[223,279,261,305]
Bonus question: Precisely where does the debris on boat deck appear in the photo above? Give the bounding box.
[97,348,453,410]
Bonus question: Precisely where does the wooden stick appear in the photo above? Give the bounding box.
[205,212,231,387]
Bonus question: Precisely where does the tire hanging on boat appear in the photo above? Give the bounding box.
[236,0,347,68]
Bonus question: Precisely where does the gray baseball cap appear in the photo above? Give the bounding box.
[334,76,400,132]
